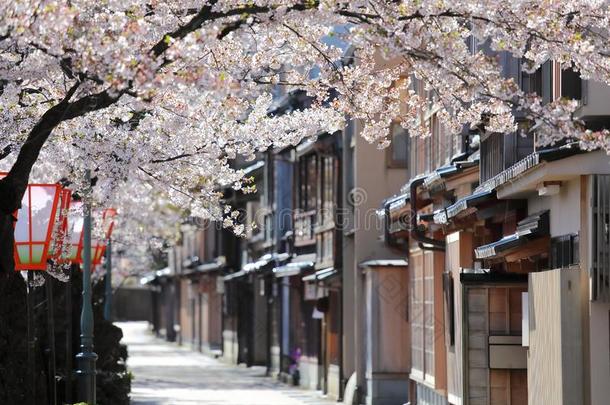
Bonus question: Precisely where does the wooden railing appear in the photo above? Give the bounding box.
[480,132,534,184]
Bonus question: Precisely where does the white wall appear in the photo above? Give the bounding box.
[527,178,580,236]
[353,132,408,261]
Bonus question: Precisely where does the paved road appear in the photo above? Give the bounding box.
[119,322,338,405]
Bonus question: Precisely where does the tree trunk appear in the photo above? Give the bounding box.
[0,271,32,404]
[0,211,15,273]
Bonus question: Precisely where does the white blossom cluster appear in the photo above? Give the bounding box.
[1,0,610,266]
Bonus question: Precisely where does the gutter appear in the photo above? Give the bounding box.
[409,176,445,252]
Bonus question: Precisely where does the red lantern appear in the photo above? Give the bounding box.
[67,204,116,268]
[13,183,63,271]
[1,172,73,270]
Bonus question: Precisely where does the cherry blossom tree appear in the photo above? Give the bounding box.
[1,0,610,272]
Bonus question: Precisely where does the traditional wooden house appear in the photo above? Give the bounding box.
[433,60,608,405]
[178,223,226,355]
[218,90,345,398]
[221,158,270,366]
[384,51,610,405]
[272,130,343,395]
[142,222,225,354]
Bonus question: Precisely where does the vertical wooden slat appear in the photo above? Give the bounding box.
[601,176,610,301]
[600,175,604,300]
[467,287,490,405]
[595,175,599,299]
[593,176,597,299]
[597,175,601,299]
[591,175,610,301]
[598,176,610,301]
[601,175,604,300]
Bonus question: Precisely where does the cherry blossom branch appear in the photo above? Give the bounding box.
[0,145,12,161]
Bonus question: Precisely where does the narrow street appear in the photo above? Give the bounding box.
[119,322,339,405]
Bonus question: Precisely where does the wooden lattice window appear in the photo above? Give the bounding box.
[549,234,580,269]
[410,251,425,376]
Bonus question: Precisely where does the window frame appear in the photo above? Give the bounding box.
[549,233,580,269]
[386,122,410,169]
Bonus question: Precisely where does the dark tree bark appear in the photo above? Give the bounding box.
[0,214,15,274]
[0,271,30,404]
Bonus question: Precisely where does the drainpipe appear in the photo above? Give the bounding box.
[409,176,445,252]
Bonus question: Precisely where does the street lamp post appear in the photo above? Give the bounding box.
[76,169,97,405]
[104,239,112,321]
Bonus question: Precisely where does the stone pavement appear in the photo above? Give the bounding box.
[118,322,340,405]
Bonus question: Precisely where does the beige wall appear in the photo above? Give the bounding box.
[364,265,410,405]
[353,124,409,262]
[366,267,410,372]
[589,301,610,405]
[346,120,409,395]
[527,178,580,236]
[528,268,583,405]
[342,230,356,378]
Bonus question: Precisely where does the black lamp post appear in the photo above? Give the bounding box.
[75,169,97,404]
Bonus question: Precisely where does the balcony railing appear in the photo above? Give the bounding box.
[480,131,535,184]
